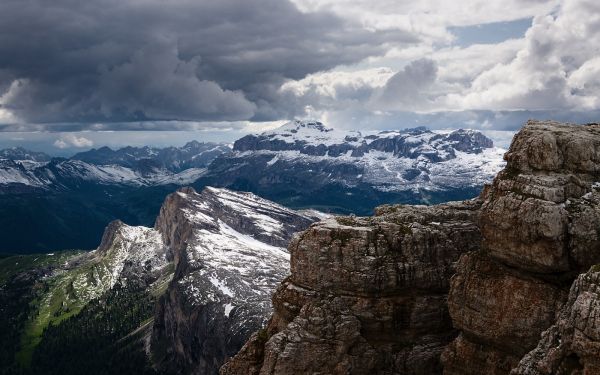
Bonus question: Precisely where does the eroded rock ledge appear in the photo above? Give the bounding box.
[221,200,482,374]
[221,120,600,375]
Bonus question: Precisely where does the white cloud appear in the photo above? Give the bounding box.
[0,80,21,124]
[442,0,600,111]
[279,0,600,121]
[53,134,94,149]
[291,0,559,37]
[280,67,393,103]
[372,58,438,111]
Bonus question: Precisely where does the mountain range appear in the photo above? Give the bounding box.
[197,120,505,213]
[0,121,504,253]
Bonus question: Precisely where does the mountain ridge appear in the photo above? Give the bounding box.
[0,121,504,253]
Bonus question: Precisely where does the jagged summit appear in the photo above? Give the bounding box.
[0,147,52,162]
[275,119,335,133]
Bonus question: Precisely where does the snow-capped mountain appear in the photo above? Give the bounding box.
[152,186,324,375]
[0,158,213,188]
[232,120,503,190]
[0,141,230,189]
[197,120,506,214]
[0,146,52,162]
[72,141,230,172]
[0,141,231,253]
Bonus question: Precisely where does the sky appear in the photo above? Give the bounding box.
[0,0,599,153]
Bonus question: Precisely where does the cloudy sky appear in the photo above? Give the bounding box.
[0,0,599,153]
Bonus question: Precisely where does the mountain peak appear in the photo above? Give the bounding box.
[289,120,332,132]
[0,147,52,162]
[183,140,202,148]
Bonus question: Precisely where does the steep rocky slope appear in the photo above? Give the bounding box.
[221,200,482,374]
[151,187,323,375]
[512,266,600,375]
[442,121,600,375]
[222,120,600,375]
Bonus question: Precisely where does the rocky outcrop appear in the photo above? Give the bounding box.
[151,187,321,375]
[220,200,482,375]
[442,121,600,374]
[512,265,600,375]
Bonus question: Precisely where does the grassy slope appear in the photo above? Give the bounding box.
[15,249,123,366]
[12,248,174,367]
[0,252,81,286]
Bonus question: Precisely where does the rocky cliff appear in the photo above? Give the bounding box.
[512,266,600,375]
[442,121,600,375]
[150,187,322,375]
[220,200,482,374]
[221,120,600,375]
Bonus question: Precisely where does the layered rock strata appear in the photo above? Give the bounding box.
[512,265,600,375]
[220,200,482,375]
[442,121,600,374]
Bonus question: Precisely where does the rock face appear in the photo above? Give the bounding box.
[151,187,323,375]
[442,121,600,374]
[220,199,482,375]
[512,266,600,375]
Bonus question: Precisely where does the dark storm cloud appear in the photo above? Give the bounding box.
[0,0,417,126]
[0,120,250,132]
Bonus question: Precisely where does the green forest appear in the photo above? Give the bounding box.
[0,253,159,375]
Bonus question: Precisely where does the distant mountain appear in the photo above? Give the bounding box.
[196,120,505,214]
[0,141,231,253]
[0,141,231,190]
[0,147,52,162]
[72,141,230,172]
